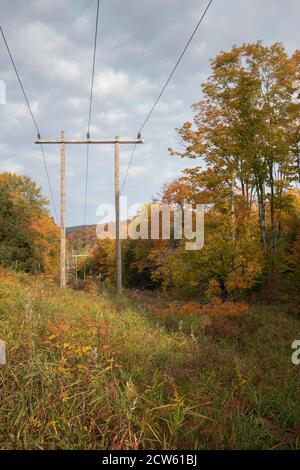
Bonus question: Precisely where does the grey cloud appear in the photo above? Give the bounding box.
[0,0,299,225]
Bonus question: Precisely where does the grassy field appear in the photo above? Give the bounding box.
[0,268,299,450]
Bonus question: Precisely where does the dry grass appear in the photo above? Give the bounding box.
[0,269,300,449]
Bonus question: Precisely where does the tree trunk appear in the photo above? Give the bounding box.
[268,162,276,253]
[256,179,267,250]
[219,278,228,303]
[230,181,236,242]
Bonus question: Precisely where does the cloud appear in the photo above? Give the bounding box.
[93,69,155,101]
[29,0,64,15]
[93,69,129,98]
[0,0,299,224]
[121,164,146,178]
[0,158,24,174]
[97,108,128,126]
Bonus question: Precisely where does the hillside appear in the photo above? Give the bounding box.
[66,222,128,252]
[0,269,299,450]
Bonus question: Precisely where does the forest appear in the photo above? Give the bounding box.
[64,42,300,304]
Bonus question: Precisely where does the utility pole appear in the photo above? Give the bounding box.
[74,251,78,284]
[114,137,122,293]
[60,130,66,289]
[72,252,89,284]
[35,134,144,291]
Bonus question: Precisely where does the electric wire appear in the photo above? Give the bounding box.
[121,0,213,192]
[83,0,100,226]
[0,25,58,223]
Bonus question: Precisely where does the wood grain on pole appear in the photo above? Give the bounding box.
[60,130,66,289]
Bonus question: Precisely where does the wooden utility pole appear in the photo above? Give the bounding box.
[74,252,78,284]
[60,131,66,289]
[35,134,143,291]
[72,252,89,283]
[114,137,122,292]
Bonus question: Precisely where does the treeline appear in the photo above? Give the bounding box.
[0,172,59,276]
[80,42,300,302]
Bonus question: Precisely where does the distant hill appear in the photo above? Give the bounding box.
[66,225,96,235]
[66,225,97,252]
[66,221,128,252]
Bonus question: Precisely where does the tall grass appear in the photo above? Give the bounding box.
[0,269,299,449]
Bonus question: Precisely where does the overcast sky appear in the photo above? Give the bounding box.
[0,0,299,226]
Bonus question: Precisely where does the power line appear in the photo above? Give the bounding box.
[40,143,58,223]
[140,0,213,133]
[0,25,58,224]
[83,0,100,226]
[121,0,213,192]
[121,142,137,193]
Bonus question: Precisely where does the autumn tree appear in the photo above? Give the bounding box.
[151,183,263,300]
[0,172,59,274]
[171,42,300,266]
[80,238,115,282]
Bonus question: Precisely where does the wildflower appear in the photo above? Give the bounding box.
[60,392,70,402]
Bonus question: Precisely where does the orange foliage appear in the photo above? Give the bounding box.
[143,296,249,318]
[30,214,60,277]
[0,267,15,285]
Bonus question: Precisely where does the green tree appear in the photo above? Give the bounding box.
[171,42,300,280]
[0,172,59,274]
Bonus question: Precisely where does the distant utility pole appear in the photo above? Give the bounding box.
[72,252,89,283]
[35,134,144,292]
